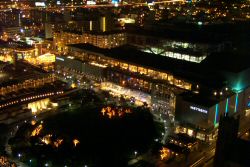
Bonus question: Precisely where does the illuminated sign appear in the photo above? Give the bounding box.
[35,2,46,7]
[190,106,208,114]
[118,18,135,24]
[56,57,64,61]
[86,1,96,5]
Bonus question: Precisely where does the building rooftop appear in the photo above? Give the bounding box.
[0,61,48,87]
[164,143,188,154]
[59,29,125,36]
[201,51,250,73]
[0,39,34,50]
[169,133,197,145]
[179,87,235,107]
[126,24,227,45]
[68,43,227,89]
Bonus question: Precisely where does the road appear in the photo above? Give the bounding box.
[189,148,215,167]
[188,114,250,167]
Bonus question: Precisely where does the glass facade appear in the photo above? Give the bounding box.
[142,47,207,63]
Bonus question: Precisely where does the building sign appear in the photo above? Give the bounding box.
[56,57,64,61]
[35,2,46,7]
[190,106,208,114]
[86,1,96,5]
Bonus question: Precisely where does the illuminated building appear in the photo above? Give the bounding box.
[0,75,56,96]
[0,39,36,60]
[0,38,55,70]
[127,31,227,63]
[56,43,250,142]
[0,26,23,39]
[0,9,21,27]
[55,43,192,106]
[173,50,250,141]
[175,83,250,141]
[53,31,127,53]
[54,39,250,142]
[168,133,199,152]
[66,44,191,90]
[0,61,66,113]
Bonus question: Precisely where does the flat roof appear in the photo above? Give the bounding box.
[126,24,227,45]
[201,51,250,73]
[169,133,197,144]
[0,61,48,87]
[164,143,188,154]
[58,30,125,36]
[68,43,226,89]
[141,46,206,58]
[0,39,34,50]
[179,88,235,107]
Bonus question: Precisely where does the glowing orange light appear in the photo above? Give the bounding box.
[54,139,63,148]
[31,120,36,125]
[73,139,80,147]
[100,106,132,119]
[160,147,169,160]
[31,124,43,136]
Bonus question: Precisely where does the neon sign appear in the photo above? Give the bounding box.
[190,106,208,114]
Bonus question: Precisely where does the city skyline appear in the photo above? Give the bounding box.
[0,0,250,166]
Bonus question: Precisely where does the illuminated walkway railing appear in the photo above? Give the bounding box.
[0,91,64,110]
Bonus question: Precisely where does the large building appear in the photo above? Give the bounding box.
[53,31,127,53]
[0,61,67,123]
[175,88,248,141]
[0,9,21,27]
[53,23,250,142]
[55,40,250,140]
[0,39,36,63]
[127,28,229,63]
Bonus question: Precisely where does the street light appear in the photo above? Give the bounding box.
[18,153,21,159]
[134,151,137,157]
